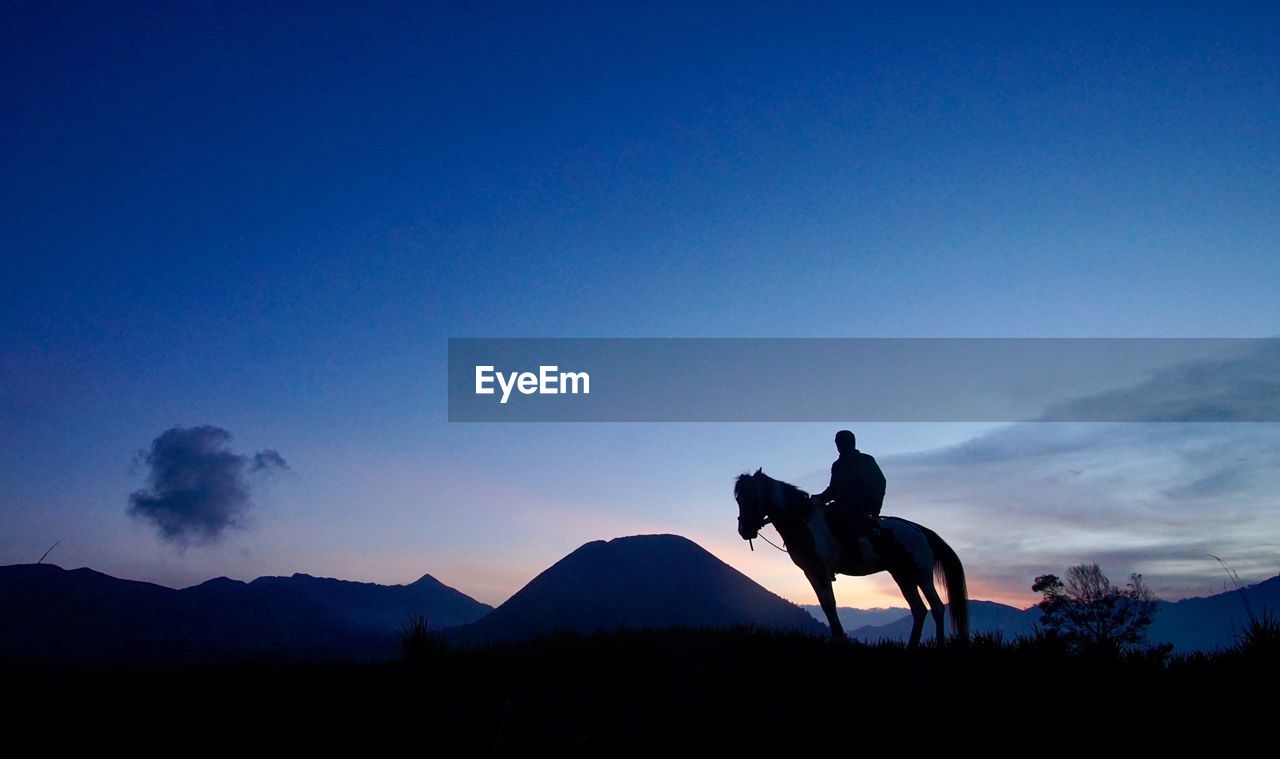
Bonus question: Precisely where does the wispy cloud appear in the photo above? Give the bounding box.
[881,341,1280,604]
[1037,338,1280,421]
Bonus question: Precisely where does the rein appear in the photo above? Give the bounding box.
[743,514,789,554]
[756,530,788,554]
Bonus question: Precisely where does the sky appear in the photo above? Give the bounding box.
[2,2,1278,610]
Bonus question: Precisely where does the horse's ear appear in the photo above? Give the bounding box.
[754,467,762,476]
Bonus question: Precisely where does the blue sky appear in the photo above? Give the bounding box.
[2,2,1278,608]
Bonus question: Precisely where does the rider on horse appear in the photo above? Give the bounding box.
[812,430,886,576]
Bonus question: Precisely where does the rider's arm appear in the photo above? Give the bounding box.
[813,461,838,502]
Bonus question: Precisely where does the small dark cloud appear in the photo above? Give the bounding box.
[252,449,287,471]
[128,425,287,548]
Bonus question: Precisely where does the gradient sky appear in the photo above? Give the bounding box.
[3,2,1278,610]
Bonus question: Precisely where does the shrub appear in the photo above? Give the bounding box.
[1032,563,1158,656]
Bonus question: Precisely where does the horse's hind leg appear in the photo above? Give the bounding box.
[890,570,927,648]
[919,573,947,647]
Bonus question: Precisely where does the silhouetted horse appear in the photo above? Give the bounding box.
[735,469,969,646]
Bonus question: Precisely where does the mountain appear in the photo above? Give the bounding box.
[802,605,912,630]
[7,557,1273,660]
[826,575,1280,652]
[447,534,825,645]
[0,563,490,661]
[1146,575,1280,652]
[249,572,492,634]
[845,599,1038,644]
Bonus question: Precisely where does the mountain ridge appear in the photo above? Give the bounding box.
[0,562,491,661]
[825,575,1280,652]
[4,551,1275,658]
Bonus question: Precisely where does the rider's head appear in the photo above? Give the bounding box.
[835,429,855,454]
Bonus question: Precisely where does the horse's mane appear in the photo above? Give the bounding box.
[736,470,810,500]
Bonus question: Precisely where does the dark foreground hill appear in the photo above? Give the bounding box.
[0,564,490,661]
[2,627,1271,752]
[447,534,825,645]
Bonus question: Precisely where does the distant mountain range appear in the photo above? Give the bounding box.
[807,575,1280,652]
[446,534,824,645]
[3,536,1275,660]
[250,571,492,633]
[800,605,914,630]
[0,564,491,661]
[828,600,1043,644]
[0,534,820,660]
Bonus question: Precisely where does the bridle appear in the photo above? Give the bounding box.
[737,475,789,554]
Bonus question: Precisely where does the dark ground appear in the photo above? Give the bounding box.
[5,627,1271,753]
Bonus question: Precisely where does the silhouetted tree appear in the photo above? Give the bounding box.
[1032,564,1157,656]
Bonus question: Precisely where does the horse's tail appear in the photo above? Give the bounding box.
[922,527,969,643]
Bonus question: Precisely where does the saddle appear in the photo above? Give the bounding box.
[823,508,883,581]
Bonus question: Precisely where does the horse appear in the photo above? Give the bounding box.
[735,468,969,646]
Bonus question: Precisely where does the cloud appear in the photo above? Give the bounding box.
[1036,338,1280,421]
[252,449,287,471]
[875,342,1280,603]
[890,422,1280,599]
[128,425,287,548]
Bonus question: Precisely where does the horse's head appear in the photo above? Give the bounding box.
[734,468,771,540]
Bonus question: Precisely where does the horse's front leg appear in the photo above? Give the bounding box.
[806,571,845,641]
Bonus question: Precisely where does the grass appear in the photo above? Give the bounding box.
[4,624,1273,751]
[397,613,445,665]
[1212,555,1279,662]
[1238,610,1280,659]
